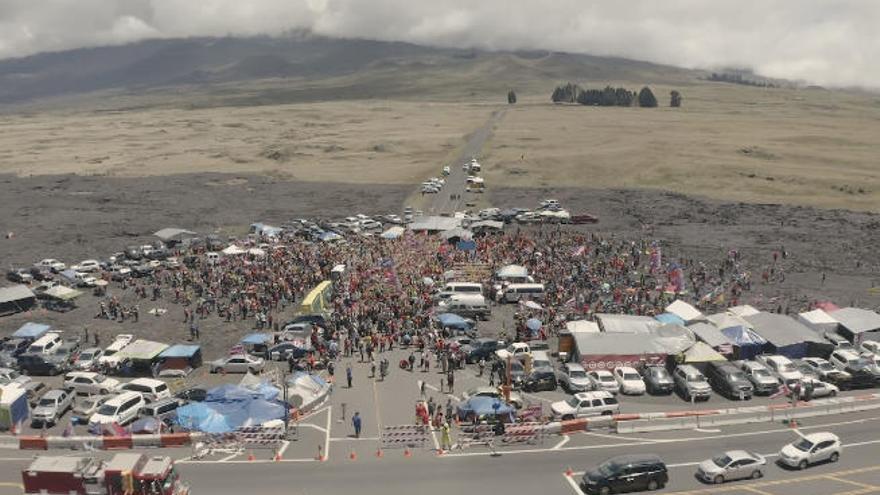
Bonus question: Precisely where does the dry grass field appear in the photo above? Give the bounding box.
[484,84,880,211]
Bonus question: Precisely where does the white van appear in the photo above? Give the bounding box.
[89,391,145,427]
[530,351,552,371]
[439,294,491,320]
[502,283,546,303]
[98,334,135,366]
[437,282,483,301]
[27,333,63,355]
[117,378,171,403]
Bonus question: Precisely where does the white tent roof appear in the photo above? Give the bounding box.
[380,226,405,239]
[831,307,880,334]
[799,309,838,325]
[222,245,247,255]
[665,300,705,323]
[495,264,528,279]
[729,305,760,317]
[596,314,661,334]
[565,320,601,334]
[247,248,266,257]
[408,216,462,232]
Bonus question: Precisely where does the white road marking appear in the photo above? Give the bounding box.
[554,436,570,450]
[582,431,662,443]
[693,428,722,433]
[218,452,241,462]
[563,471,582,494]
[298,424,327,433]
[297,406,329,423]
[277,440,290,458]
[324,405,332,462]
[330,437,380,442]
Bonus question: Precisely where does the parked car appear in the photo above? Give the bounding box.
[0,367,28,386]
[17,353,69,376]
[696,450,766,484]
[268,342,308,361]
[0,339,31,366]
[29,266,55,281]
[175,387,208,403]
[580,454,668,494]
[705,362,753,400]
[791,379,839,399]
[778,432,840,469]
[613,367,646,395]
[737,361,780,395]
[89,391,145,427]
[461,386,524,409]
[23,381,48,407]
[757,355,803,386]
[34,259,66,272]
[31,389,74,427]
[522,369,557,392]
[209,354,265,374]
[63,371,120,396]
[860,340,880,357]
[640,366,674,395]
[588,370,620,395]
[499,359,526,389]
[462,338,501,364]
[71,260,101,273]
[73,347,104,370]
[117,378,171,403]
[830,350,880,386]
[141,398,181,422]
[72,394,113,423]
[673,365,712,401]
[51,340,82,365]
[550,391,619,420]
[6,268,33,284]
[558,363,595,393]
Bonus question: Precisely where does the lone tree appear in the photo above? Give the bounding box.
[670,90,682,107]
[638,87,658,107]
[508,90,517,104]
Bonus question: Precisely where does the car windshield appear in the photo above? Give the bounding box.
[79,352,94,360]
[793,438,814,452]
[596,374,614,382]
[38,398,56,407]
[753,369,771,378]
[570,370,586,378]
[566,397,580,408]
[97,405,118,416]
[778,363,795,373]
[688,374,706,382]
[81,399,99,409]
[597,461,620,477]
[712,454,732,467]
[623,373,641,381]
[651,369,670,379]
[730,371,747,381]
[818,362,834,371]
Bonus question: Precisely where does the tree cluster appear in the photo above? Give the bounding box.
[551,83,675,108]
[577,86,636,106]
[551,82,581,103]
[707,72,778,88]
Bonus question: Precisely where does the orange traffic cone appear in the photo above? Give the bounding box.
[404,447,412,458]
[565,466,574,477]
[436,448,445,456]
[375,448,383,458]
[247,452,256,462]
[349,449,357,461]
[274,451,283,462]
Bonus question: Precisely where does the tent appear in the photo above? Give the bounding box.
[571,326,694,369]
[456,396,515,422]
[495,265,528,280]
[596,314,660,334]
[798,309,839,334]
[436,313,472,331]
[153,228,196,244]
[665,300,705,323]
[0,285,36,316]
[526,318,542,337]
[469,220,504,231]
[687,322,730,349]
[830,308,880,346]
[43,285,83,302]
[239,374,281,402]
[565,320,601,334]
[442,228,473,242]
[285,372,331,414]
[247,248,266,257]
[680,342,727,364]
[176,386,286,434]
[222,245,247,256]
[408,216,462,233]
[729,305,760,317]
[720,325,768,360]
[0,385,29,431]
[158,344,202,374]
[240,333,272,350]
[12,323,51,340]
[115,340,169,372]
[380,226,405,240]
[655,313,686,326]
[744,313,823,359]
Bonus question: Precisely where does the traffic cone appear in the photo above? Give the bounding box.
[404,447,412,458]
[375,448,383,458]
[316,445,325,461]
[436,448,445,456]
[247,452,256,461]
[565,466,574,477]
[349,449,357,461]
[274,451,282,462]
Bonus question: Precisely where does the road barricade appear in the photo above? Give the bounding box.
[456,424,495,450]
[236,426,286,450]
[501,421,543,445]
[380,425,429,450]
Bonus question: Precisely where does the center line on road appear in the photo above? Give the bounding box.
[742,487,775,495]
[825,476,879,490]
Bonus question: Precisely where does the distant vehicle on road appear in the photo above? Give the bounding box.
[209,354,265,374]
[580,454,668,494]
[778,432,840,469]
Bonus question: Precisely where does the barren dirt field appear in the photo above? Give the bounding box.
[0,99,490,184]
[484,84,880,211]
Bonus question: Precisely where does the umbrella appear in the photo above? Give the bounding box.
[526,318,542,332]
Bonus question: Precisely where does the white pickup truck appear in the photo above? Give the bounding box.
[495,342,531,361]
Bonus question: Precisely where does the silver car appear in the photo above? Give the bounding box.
[31,389,74,426]
[209,354,265,374]
[697,450,766,484]
[558,363,594,393]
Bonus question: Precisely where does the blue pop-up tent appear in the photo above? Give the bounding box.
[456,396,515,422]
[12,323,51,340]
[177,383,286,433]
[437,313,472,331]
[720,325,768,360]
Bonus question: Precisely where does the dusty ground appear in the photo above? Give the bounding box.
[0,100,490,184]
[484,85,880,212]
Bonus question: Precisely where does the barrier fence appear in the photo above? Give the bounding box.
[380,425,429,450]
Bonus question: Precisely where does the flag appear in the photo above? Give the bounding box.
[572,245,586,257]
[769,382,789,399]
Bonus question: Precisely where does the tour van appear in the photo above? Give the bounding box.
[436,282,484,301]
[439,294,491,320]
[502,283,546,303]
[27,333,63,356]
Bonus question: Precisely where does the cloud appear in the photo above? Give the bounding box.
[0,0,877,88]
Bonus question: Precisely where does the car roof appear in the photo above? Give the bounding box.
[616,366,638,372]
[108,391,142,404]
[590,369,613,376]
[42,390,65,399]
[803,432,839,442]
[574,391,612,399]
[725,450,758,460]
[606,454,663,466]
[566,363,585,371]
[67,371,100,378]
[128,378,164,386]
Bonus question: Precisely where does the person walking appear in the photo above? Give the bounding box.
[352,412,362,439]
[346,364,353,388]
[447,371,455,394]
[478,358,485,377]
[370,359,377,379]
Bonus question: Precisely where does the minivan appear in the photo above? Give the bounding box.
[141,398,181,422]
[581,454,669,494]
[436,282,484,301]
[529,351,553,372]
[27,333,63,355]
[117,378,171,403]
[89,391,145,427]
[502,283,546,303]
[706,362,754,400]
[439,294,491,320]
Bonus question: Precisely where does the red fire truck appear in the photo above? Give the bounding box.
[22,453,189,495]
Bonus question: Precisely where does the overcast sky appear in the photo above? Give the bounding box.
[1,0,877,88]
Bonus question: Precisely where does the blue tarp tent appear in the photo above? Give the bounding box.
[526,318,542,337]
[655,313,686,326]
[177,383,286,433]
[176,403,233,433]
[437,313,472,330]
[720,325,768,360]
[206,383,278,402]
[240,333,271,345]
[12,323,51,340]
[456,396,515,422]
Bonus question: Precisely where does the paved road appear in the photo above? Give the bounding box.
[427,108,505,215]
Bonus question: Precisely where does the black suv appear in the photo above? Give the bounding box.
[581,454,669,494]
[522,369,557,392]
[706,362,754,400]
[462,338,500,364]
[17,353,69,376]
